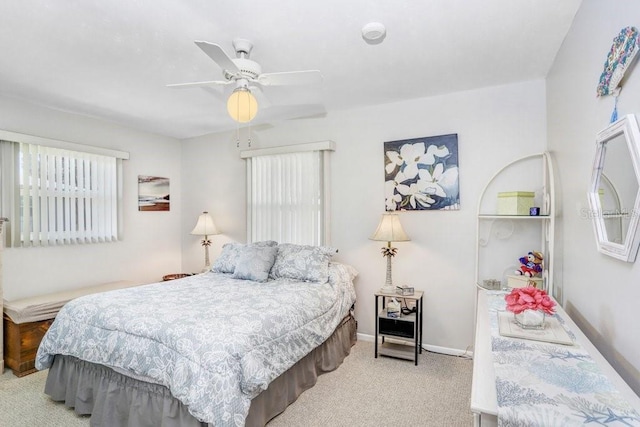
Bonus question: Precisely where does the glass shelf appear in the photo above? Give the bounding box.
[478,214,550,219]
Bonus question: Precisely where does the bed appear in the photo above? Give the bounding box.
[35,242,358,426]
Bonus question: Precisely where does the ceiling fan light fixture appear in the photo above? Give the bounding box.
[227,87,258,123]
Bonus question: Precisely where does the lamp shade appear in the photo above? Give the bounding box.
[227,87,258,123]
[370,213,410,242]
[190,212,220,236]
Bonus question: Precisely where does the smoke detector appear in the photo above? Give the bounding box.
[362,22,386,44]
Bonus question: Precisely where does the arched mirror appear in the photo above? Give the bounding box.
[588,114,640,262]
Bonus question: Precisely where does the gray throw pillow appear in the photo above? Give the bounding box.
[270,243,337,283]
[211,241,277,274]
[232,245,278,282]
[211,243,243,274]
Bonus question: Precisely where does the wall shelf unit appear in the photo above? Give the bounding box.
[475,152,556,298]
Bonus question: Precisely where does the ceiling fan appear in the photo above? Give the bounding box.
[168,39,324,123]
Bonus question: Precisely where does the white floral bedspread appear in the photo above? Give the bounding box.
[36,263,357,426]
[486,292,640,426]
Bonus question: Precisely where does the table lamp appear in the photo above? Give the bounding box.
[190,211,220,272]
[370,213,410,293]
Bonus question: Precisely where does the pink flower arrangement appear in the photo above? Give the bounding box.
[505,286,555,315]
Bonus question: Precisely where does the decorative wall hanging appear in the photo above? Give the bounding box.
[596,26,640,122]
[138,176,170,211]
[384,133,459,211]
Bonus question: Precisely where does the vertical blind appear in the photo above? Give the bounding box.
[246,148,330,245]
[3,141,120,246]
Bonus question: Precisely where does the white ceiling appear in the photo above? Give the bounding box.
[0,1,582,140]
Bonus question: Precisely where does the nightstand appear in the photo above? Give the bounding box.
[374,290,424,365]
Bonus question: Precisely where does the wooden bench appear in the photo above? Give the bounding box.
[3,280,140,376]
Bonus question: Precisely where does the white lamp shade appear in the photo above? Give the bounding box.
[370,213,410,242]
[190,212,220,236]
[227,88,258,123]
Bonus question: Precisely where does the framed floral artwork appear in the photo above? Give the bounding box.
[384,134,460,211]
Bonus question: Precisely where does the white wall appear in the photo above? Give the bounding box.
[547,0,640,393]
[181,80,547,352]
[0,96,183,300]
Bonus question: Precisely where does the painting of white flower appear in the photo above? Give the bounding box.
[384,134,460,211]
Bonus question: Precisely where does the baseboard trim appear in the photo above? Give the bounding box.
[356,332,473,358]
[356,332,375,342]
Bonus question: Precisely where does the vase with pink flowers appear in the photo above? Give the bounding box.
[505,286,556,329]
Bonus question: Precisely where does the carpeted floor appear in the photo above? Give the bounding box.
[0,340,473,426]
[0,366,89,426]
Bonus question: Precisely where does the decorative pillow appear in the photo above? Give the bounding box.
[211,241,278,274]
[211,243,242,273]
[253,240,278,248]
[233,246,278,282]
[328,262,359,284]
[270,243,337,283]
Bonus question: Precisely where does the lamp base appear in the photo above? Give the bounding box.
[379,285,396,294]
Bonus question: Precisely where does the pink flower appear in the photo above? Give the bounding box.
[505,286,556,315]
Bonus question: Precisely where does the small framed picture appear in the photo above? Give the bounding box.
[138,175,170,211]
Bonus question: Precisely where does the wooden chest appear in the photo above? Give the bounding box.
[3,314,54,376]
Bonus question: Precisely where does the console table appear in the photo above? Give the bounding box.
[471,289,640,426]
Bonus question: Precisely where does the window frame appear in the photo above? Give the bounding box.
[0,130,128,247]
[240,141,334,245]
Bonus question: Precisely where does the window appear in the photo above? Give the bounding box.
[0,131,128,247]
[241,141,334,245]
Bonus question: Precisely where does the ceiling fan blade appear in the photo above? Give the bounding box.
[285,104,327,120]
[263,104,327,122]
[194,41,239,74]
[250,123,275,132]
[249,85,272,109]
[288,106,327,120]
[167,80,232,89]
[257,70,323,86]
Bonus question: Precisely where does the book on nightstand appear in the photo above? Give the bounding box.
[395,285,414,296]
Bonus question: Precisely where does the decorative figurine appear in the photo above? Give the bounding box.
[515,251,543,277]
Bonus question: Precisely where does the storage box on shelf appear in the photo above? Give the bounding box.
[482,279,502,290]
[506,274,543,289]
[497,191,535,215]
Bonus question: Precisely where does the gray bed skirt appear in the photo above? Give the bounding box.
[43,313,357,427]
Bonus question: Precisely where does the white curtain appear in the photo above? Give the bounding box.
[0,141,19,246]
[247,150,328,245]
[0,141,120,246]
